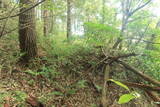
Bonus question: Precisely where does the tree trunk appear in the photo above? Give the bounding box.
[49,10,55,34]
[43,9,49,36]
[19,0,38,62]
[0,0,3,8]
[67,0,71,40]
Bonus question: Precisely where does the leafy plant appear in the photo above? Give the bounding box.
[66,89,77,95]
[51,91,64,96]
[0,92,10,103]
[76,80,87,88]
[84,22,119,46]
[108,79,140,104]
[118,92,140,104]
[12,91,27,102]
[109,79,130,91]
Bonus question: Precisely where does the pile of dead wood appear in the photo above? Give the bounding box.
[98,51,160,107]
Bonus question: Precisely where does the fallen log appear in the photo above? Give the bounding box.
[117,60,160,86]
[122,82,160,92]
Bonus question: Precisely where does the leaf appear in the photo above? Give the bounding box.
[52,91,63,96]
[66,89,76,95]
[131,91,140,98]
[118,93,136,104]
[77,80,87,88]
[109,79,130,91]
[95,85,102,92]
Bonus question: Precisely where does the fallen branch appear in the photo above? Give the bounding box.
[26,95,44,107]
[101,64,110,107]
[107,53,138,64]
[145,91,160,107]
[118,60,160,86]
[122,82,160,92]
[110,53,137,59]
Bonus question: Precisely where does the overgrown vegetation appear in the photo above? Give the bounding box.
[0,0,160,107]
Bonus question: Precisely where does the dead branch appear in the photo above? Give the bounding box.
[122,82,160,92]
[101,64,110,107]
[105,53,138,64]
[118,60,160,86]
[108,53,137,61]
[145,91,160,107]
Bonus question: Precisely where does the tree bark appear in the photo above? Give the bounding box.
[19,0,38,62]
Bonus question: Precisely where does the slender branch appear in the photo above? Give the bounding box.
[130,0,152,16]
[0,4,17,37]
[109,53,137,60]
[122,82,160,92]
[126,38,160,45]
[128,15,154,23]
[107,53,138,64]
[0,0,45,20]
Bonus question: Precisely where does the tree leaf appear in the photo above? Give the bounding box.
[118,93,136,104]
[108,79,130,91]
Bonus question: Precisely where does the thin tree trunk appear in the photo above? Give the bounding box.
[19,0,38,62]
[67,0,71,40]
[145,20,160,50]
[0,0,2,8]
[49,10,54,34]
[43,9,49,36]
[113,0,152,49]
[101,0,105,24]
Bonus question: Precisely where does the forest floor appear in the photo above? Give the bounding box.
[0,36,156,107]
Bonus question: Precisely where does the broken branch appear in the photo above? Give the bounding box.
[118,60,160,86]
[122,82,160,92]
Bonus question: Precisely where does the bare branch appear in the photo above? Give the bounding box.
[130,0,152,16]
[0,0,45,20]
